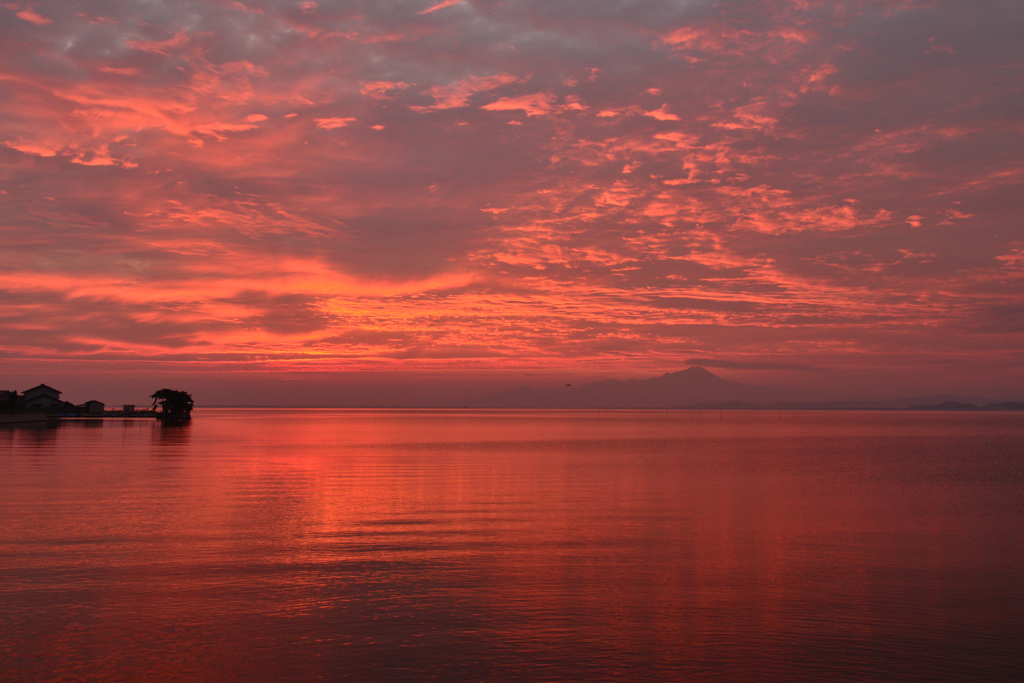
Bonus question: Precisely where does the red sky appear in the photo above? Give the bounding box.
[1,0,1022,403]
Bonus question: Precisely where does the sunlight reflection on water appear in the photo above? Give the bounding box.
[1,410,1022,682]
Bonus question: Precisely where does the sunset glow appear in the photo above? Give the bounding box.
[2,1,1022,393]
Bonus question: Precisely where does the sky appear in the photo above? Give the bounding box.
[1,0,1022,405]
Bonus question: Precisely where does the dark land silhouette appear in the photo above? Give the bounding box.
[0,385,193,422]
[150,389,194,420]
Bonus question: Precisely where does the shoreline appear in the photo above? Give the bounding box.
[0,413,48,425]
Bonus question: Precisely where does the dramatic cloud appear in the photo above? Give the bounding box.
[1,0,1022,395]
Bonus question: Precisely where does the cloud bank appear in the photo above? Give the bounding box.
[1,0,1022,393]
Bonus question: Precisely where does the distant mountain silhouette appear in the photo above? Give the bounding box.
[908,401,980,411]
[882,394,999,409]
[907,401,1024,411]
[474,367,800,409]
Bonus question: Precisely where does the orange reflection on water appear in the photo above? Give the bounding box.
[1,410,1022,681]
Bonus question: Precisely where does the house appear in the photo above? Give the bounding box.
[21,384,64,411]
[123,404,135,414]
[80,400,105,414]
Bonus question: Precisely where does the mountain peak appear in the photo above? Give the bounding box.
[478,366,792,408]
[662,366,716,379]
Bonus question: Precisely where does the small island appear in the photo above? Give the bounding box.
[0,384,193,424]
[150,389,194,421]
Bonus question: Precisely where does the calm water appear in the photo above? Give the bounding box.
[1,410,1022,682]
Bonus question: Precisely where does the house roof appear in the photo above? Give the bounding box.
[26,395,63,404]
[24,384,61,397]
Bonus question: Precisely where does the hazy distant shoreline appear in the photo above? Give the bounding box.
[9,368,1021,415]
[196,403,1024,412]
[196,368,1023,412]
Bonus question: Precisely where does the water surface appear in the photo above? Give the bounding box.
[2,410,1022,681]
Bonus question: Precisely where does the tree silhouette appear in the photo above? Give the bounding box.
[150,389,194,416]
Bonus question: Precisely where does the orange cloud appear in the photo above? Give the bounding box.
[412,73,523,111]
[361,81,411,100]
[315,117,357,129]
[481,92,555,116]
[644,105,680,121]
[418,0,465,14]
[15,8,50,25]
